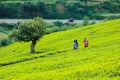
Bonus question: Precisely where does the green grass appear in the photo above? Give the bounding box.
[0,19,120,80]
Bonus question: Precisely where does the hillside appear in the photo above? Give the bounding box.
[0,19,120,80]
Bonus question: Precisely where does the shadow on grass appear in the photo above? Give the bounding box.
[36,49,51,54]
[0,49,69,67]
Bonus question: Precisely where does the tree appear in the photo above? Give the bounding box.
[10,17,46,53]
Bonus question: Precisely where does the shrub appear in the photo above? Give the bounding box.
[82,16,90,26]
[62,26,69,30]
[0,37,12,46]
[53,21,63,27]
[103,18,109,22]
[9,29,19,41]
[63,22,76,27]
[51,27,61,32]
[90,19,96,24]
[0,22,16,34]
[0,22,15,29]
[45,28,51,34]
[46,23,55,28]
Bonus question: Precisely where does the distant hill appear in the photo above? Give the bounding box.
[0,19,120,80]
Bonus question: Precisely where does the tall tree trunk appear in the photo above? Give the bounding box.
[31,40,36,53]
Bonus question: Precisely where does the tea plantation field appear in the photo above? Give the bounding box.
[0,19,120,80]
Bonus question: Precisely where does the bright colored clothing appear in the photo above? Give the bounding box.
[84,39,88,47]
[73,40,78,49]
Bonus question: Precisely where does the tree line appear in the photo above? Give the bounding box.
[0,0,120,19]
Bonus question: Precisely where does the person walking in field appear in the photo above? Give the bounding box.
[73,39,78,49]
[84,38,88,47]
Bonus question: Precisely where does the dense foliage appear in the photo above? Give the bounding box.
[0,0,120,19]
